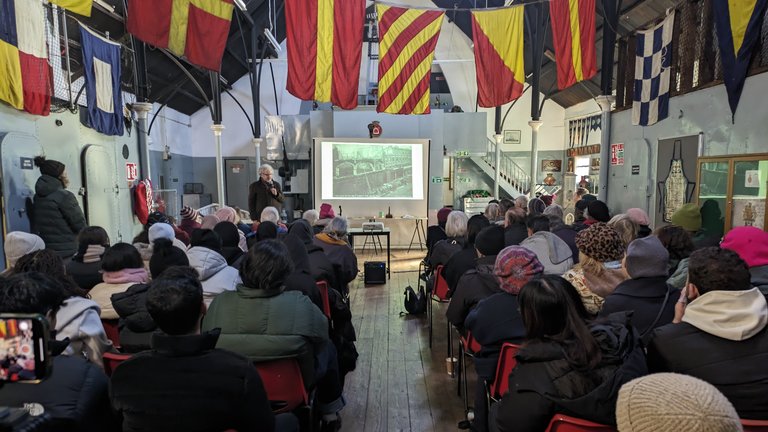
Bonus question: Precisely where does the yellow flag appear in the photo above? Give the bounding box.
[50,0,92,17]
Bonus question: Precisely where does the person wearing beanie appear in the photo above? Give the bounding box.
[670,202,721,250]
[586,200,611,224]
[464,247,544,432]
[214,222,246,269]
[179,205,202,236]
[186,229,241,306]
[149,223,188,252]
[491,275,646,432]
[520,215,574,275]
[721,226,768,297]
[563,223,629,315]
[4,231,45,271]
[66,226,108,290]
[647,247,768,420]
[444,214,490,296]
[625,208,652,238]
[111,237,191,353]
[31,156,86,258]
[600,236,679,343]
[616,373,741,432]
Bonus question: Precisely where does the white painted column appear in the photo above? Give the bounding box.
[132,102,153,181]
[595,95,615,202]
[528,120,544,197]
[494,133,503,199]
[211,124,226,206]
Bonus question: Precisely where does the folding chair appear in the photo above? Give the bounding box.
[103,352,132,377]
[316,280,332,319]
[544,414,615,431]
[101,319,120,348]
[254,358,313,431]
[486,342,521,405]
[742,419,768,431]
[457,331,482,406]
[427,265,454,377]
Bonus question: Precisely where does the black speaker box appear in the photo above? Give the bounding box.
[364,261,386,285]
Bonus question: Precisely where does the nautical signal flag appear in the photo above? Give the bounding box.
[549,0,597,90]
[285,0,365,110]
[471,6,525,108]
[0,0,51,116]
[713,0,768,120]
[49,0,93,16]
[632,11,674,126]
[376,5,444,115]
[80,24,124,136]
[126,0,234,71]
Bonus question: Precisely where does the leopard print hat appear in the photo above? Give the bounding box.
[575,223,625,262]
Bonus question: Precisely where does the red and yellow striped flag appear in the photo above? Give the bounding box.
[285,0,365,110]
[549,0,597,90]
[471,6,525,108]
[376,5,444,115]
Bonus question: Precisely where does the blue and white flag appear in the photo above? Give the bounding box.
[632,11,674,126]
[80,24,123,136]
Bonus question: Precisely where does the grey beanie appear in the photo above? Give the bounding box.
[624,235,669,278]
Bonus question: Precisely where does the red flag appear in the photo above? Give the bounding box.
[549,0,597,90]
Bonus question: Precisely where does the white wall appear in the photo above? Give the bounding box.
[148,102,193,157]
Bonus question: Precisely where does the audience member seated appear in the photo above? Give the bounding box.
[546,213,579,264]
[670,203,721,250]
[282,234,323,311]
[203,240,345,430]
[134,221,187,263]
[563,223,628,315]
[314,203,336,234]
[314,217,359,295]
[0,272,114,431]
[257,221,279,242]
[585,200,611,225]
[444,214,490,295]
[13,249,112,367]
[213,221,246,269]
[446,225,505,333]
[654,224,694,291]
[186,229,241,307]
[214,206,248,251]
[540,195,553,207]
[425,207,451,253]
[111,238,190,353]
[287,219,337,288]
[542,203,563,219]
[616,373,741,432]
[484,202,501,223]
[496,199,514,226]
[132,211,188,250]
[698,199,725,248]
[503,207,528,247]
[721,226,768,297]
[625,208,652,238]
[520,215,573,275]
[67,226,110,291]
[302,209,320,233]
[527,197,546,216]
[608,214,639,250]
[465,247,544,432]
[200,214,219,230]
[600,236,678,343]
[514,196,529,215]
[179,205,201,236]
[571,199,590,232]
[491,276,647,432]
[647,247,768,420]
[261,206,288,234]
[90,243,149,319]
[110,266,296,432]
[427,210,468,269]
[3,231,45,274]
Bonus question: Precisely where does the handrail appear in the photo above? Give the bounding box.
[483,138,531,195]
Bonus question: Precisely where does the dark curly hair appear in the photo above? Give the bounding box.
[688,247,750,294]
[12,249,87,298]
[654,225,694,261]
[239,240,293,292]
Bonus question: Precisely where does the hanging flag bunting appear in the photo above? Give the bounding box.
[549,0,597,90]
[285,0,364,109]
[471,6,525,107]
[632,10,674,126]
[0,0,51,116]
[80,24,123,136]
[126,0,234,71]
[376,5,444,114]
[49,0,92,16]
[713,0,768,120]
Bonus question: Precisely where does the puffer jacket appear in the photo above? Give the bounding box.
[495,312,647,432]
[90,282,135,319]
[111,284,156,353]
[202,287,329,386]
[427,237,465,268]
[55,296,113,367]
[519,231,574,275]
[31,174,86,257]
[186,246,241,306]
[446,256,501,333]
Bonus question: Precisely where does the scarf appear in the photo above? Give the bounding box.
[315,232,348,246]
[102,267,149,284]
[82,245,106,264]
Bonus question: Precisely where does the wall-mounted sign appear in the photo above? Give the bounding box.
[367,121,382,138]
[125,162,138,181]
[745,170,760,188]
[431,176,443,183]
[631,165,640,175]
[610,143,625,166]
[567,144,601,157]
[20,157,33,170]
[455,150,469,157]
[503,129,521,145]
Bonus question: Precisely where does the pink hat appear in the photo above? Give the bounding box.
[320,203,335,219]
[494,246,544,295]
[214,206,237,223]
[721,226,768,268]
[626,208,651,226]
[437,207,452,224]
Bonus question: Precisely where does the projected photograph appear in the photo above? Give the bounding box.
[332,143,413,198]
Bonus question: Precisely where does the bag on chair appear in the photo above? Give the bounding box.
[404,285,427,315]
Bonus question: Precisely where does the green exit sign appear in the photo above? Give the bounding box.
[455,151,469,157]
[431,176,443,183]
[457,176,472,183]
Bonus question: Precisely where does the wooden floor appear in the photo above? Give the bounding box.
[340,248,475,432]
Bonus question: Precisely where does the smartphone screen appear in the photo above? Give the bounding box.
[0,315,49,382]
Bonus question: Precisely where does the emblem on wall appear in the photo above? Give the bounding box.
[368,121,382,138]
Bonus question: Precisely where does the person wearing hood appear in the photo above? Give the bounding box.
[3,231,45,273]
[427,210,468,269]
[647,247,768,420]
[214,206,248,251]
[67,226,110,291]
[625,207,652,238]
[600,236,679,343]
[654,225,694,291]
[503,207,528,247]
[91,243,149,319]
[31,156,86,257]
[720,226,768,298]
[563,223,628,315]
[520,215,574,275]
[444,214,490,296]
[213,221,246,269]
[287,219,337,289]
[179,205,202,236]
[492,276,647,432]
[256,221,278,241]
[314,217,359,294]
[546,212,579,264]
[186,229,241,307]
[13,249,113,368]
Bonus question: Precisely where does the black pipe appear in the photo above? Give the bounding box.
[601,0,622,95]
[252,29,267,138]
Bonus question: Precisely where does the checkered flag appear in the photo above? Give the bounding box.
[632,10,675,126]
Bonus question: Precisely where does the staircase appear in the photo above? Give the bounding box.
[469,138,531,198]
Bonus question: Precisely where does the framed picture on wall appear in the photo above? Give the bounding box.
[542,160,562,172]
[503,130,521,145]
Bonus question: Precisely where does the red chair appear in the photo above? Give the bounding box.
[427,264,455,376]
[103,352,132,377]
[742,419,768,431]
[316,280,332,319]
[101,319,120,348]
[487,342,521,403]
[545,414,615,431]
[254,358,310,414]
[457,331,483,412]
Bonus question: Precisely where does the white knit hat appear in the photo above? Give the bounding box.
[148,223,175,244]
[616,373,742,432]
[5,232,45,268]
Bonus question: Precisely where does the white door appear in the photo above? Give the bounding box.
[82,145,122,243]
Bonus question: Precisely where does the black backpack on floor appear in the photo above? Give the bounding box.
[404,285,427,315]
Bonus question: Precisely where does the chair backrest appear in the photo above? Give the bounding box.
[316,280,332,319]
[489,342,520,400]
[103,352,132,377]
[433,265,450,301]
[545,414,615,431]
[254,358,309,414]
[463,331,482,354]
[101,319,120,348]
[742,419,768,431]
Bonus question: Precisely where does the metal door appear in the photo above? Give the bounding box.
[225,158,252,210]
[82,145,122,243]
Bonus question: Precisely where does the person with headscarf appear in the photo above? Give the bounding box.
[282,235,323,311]
[213,221,246,269]
[31,156,86,257]
[444,214,490,295]
[519,215,574,275]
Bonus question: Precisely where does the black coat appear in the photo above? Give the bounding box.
[110,330,275,432]
[446,256,500,333]
[287,220,338,289]
[248,179,284,220]
[552,226,579,264]
[427,237,464,268]
[425,225,447,254]
[111,284,156,353]
[647,322,768,419]
[444,247,477,296]
[504,223,528,247]
[32,174,86,257]
[494,313,648,432]
[599,277,678,342]
[66,259,104,291]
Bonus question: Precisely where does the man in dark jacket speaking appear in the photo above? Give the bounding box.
[248,164,284,221]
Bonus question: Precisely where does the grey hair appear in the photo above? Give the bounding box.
[543,204,564,220]
[302,209,319,225]
[485,203,500,221]
[514,195,529,211]
[445,211,469,238]
[324,216,349,240]
[258,164,274,175]
[260,206,280,223]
